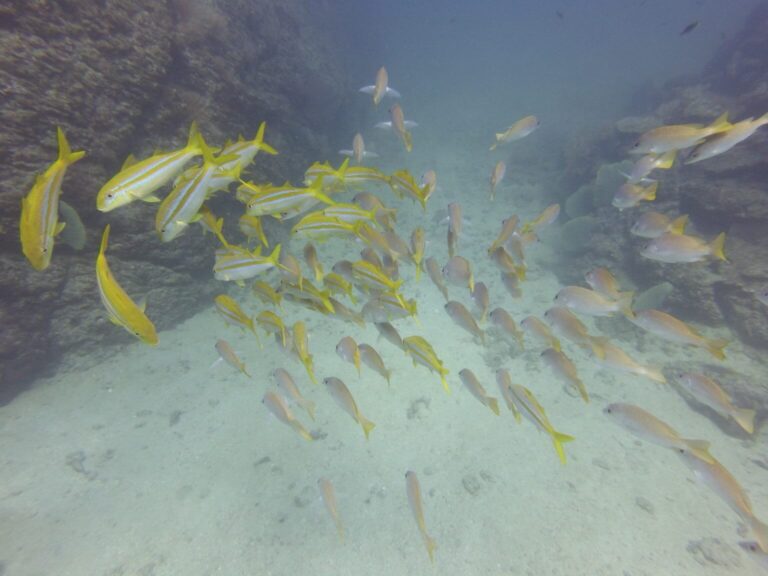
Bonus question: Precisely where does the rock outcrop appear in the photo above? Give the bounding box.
[0,0,350,402]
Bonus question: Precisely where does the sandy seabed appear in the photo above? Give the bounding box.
[2,151,767,576]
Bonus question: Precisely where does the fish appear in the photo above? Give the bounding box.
[520,203,560,234]
[591,341,666,385]
[252,280,283,309]
[390,103,413,152]
[442,255,474,293]
[583,267,631,302]
[459,368,500,415]
[508,384,575,464]
[356,222,406,261]
[326,297,366,327]
[520,316,561,351]
[541,348,590,403]
[410,228,426,281]
[489,308,525,349]
[262,390,313,441]
[362,292,418,323]
[402,335,450,393]
[57,200,86,251]
[273,368,316,420]
[445,301,485,343]
[255,310,288,346]
[490,246,523,278]
[214,339,250,377]
[679,20,699,36]
[623,150,677,183]
[245,178,334,218]
[676,447,768,551]
[489,115,540,150]
[389,170,429,210]
[95,225,158,344]
[303,158,351,190]
[641,231,726,263]
[448,202,462,238]
[554,286,633,317]
[323,272,357,304]
[470,282,490,323]
[359,66,400,105]
[323,377,375,439]
[488,215,520,254]
[279,251,304,290]
[687,112,768,164]
[97,122,202,211]
[352,259,404,296]
[674,372,755,434]
[425,257,449,301]
[322,202,379,226]
[238,214,269,247]
[303,243,324,283]
[375,321,405,351]
[543,306,607,359]
[213,244,282,283]
[603,403,713,462]
[339,132,378,164]
[495,369,522,422]
[293,321,317,384]
[630,212,688,239]
[739,541,768,570]
[197,204,230,247]
[630,308,729,360]
[405,471,437,562]
[358,343,392,384]
[353,192,397,229]
[214,294,258,340]
[612,181,657,210]
[155,135,238,242]
[420,170,437,201]
[630,112,731,154]
[20,127,85,270]
[291,213,357,241]
[489,160,506,200]
[336,336,361,375]
[280,278,335,314]
[318,478,344,541]
[447,228,457,259]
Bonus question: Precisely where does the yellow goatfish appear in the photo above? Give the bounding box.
[630,308,729,360]
[508,383,574,465]
[389,170,428,209]
[20,127,85,270]
[262,390,313,441]
[318,477,345,541]
[604,403,713,462]
[405,470,437,563]
[459,368,500,415]
[213,244,282,283]
[95,225,158,344]
[630,112,731,154]
[97,122,202,212]
[323,376,375,439]
[218,121,278,170]
[359,66,401,105]
[214,339,250,377]
[410,227,425,281]
[390,103,413,152]
[213,294,259,344]
[402,335,450,393]
[490,115,540,150]
[197,204,230,247]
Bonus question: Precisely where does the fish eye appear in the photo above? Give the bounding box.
[605,407,612,414]
[107,193,114,199]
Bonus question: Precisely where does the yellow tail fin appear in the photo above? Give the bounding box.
[707,111,731,133]
[487,397,500,416]
[683,439,714,464]
[361,417,376,440]
[56,127,86,164]
[734,408,756,435]
[552,431,575,465]
[710,232,727,261]
[669,214,688,235]
[644,182,658,201]
[706,338,729,361]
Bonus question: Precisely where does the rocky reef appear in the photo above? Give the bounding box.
[0,0,351,402]
[553,2,768,355]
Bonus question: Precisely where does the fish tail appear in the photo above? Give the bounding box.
[255,121,278,155]
[644,181,658,201]
[56,127,86,164]
[588,336,609,360]
[404,131,413,153]
[187,121,201,149]
[269,243,282,266]
[304,400,317,421]
[657,150,678,169]
[707,111,731,133]
[415,262,422,282]
[706,338,729,360]
[644,367,667,385]
[683,439,714,463]
[747,516,768,552]
[552,337,562,352]
[360,416,376,440]
[468,272,475,294]
[576,379,590,403]
[617,291,635,318]
[487,397,500,416]
[424,534,437,563]
[733,408,756,435]
[552,431,575,465]
[99,224,111,256]
[669,214,688,235]
[293,421,314,441]
[710,232,727,261]
[242,365,252,378]
[440,370,451,395]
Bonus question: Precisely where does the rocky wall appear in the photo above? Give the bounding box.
[0,0,351,403]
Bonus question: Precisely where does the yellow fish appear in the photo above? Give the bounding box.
[20,127,85,270]
[293,321,317,384]
[214,294,260,345]
[405,471,437,562]
[95,225,158,345]
[490,115,540,150]
[631,112,731,154]
[97,122,203,212]
[402,335,450,393]
[509,383,574,464]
